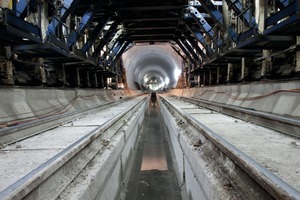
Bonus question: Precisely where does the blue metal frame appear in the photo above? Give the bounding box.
[182,31,206,59]
[175,38,195,63]
[81,15,111,53]
[264,0,299,35]
[184,20,214,56]
[93,21,119,58]
[224,0,256,28]
[46,0,81,36]
[275,0,289,9]
[67,5,100,48]
[187,6,222,47]
[16,0,37,19]
[196,0,237,42]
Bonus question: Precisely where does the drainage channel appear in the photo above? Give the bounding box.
[123,96,183,200]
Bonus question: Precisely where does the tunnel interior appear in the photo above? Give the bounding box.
[122,44,182,91]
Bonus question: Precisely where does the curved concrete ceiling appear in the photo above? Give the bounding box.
[122,44,182,90]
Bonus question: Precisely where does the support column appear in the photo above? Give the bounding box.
[203,72,206,86]
[87,71,91,87]
[296,36,300,73]
[241,57,245,81]
[37,58,46,84]
[76,67,81,87]
[227,63,233,83]
[261,50,272,78]
[255,0,266,33]
[2,47,14,85]
[216,67,220,84]
[209,70,212,85]
[62,64,67,86]
[94,73,98,88]
[4,60,14,85]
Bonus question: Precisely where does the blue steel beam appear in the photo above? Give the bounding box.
[182,31,207,59]
[100,36,124,62]
[184,20,214,55]
[187,6,214,39]
[113,41,130,63]
[16,0,36,19]
[196,0,237,42]
[93,21,119,57]
[187,6,222,47]
[106,40,125,68]
[224,0,256,27]
[275,0,289,9]
[176,35,200,62]
[67,4,100,48]
[174,38,195,63]
[81,15,111,53]
[194,0,224,29]
[47,0,81,36]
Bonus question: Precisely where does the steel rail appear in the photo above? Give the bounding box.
[160,96,300,200]
[177,96,300,138]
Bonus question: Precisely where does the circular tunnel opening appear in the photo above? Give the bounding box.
[122,44,182,91]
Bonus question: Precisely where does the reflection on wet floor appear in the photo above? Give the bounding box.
[125,98,182,200]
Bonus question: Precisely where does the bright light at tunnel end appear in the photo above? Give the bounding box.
[122,44,183,90]
[174,68,181,80]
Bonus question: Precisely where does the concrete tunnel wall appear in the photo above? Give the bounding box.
[170,80,300,118]
[0,88,141,124]
[122,44,183,90]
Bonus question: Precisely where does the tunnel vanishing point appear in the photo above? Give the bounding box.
[0,0,300,200]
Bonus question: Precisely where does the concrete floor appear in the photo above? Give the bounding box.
[125,100,182,200]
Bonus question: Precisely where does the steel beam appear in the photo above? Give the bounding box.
[67,4,100,48]
[182,31,207,59]
[223,0,256,27]
[184,20,214,55]
[275,0,289,9]
[16,0,36,19]
[178,35,201,62]
[174,38,195,63]
[81,15,111,53]
[93,21,119,57]
[46,0,81,36]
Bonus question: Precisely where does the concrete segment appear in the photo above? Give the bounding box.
[170,80,300,118]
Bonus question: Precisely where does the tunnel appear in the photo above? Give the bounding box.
[0,0,300,200]
[122,44,182,90]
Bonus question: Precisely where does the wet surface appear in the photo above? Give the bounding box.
[125,98,182,200]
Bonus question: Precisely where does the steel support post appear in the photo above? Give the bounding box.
[62,64,67,86]
[94,73,98,87]
[209,70,212,85]
[87,71,91,87]
[241,57,245,81]
[4,60,14,85]
[227,63,233,82]
[217,67,220,84]
[296,36,300,73]
[37,58,46,84]
[255,0,265,33]
[261,50,271,78]
[77,67,81,87]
